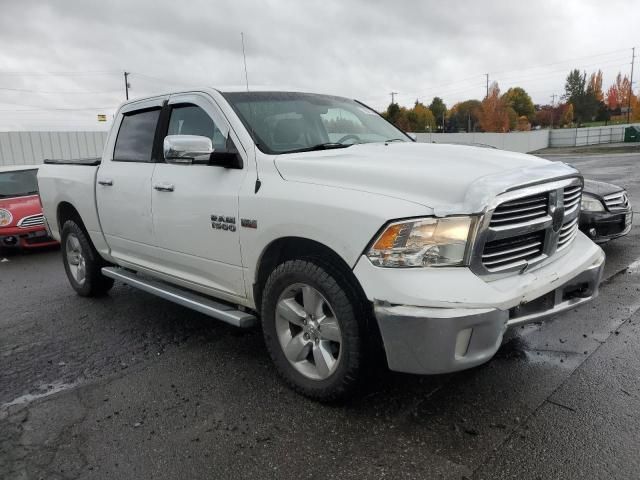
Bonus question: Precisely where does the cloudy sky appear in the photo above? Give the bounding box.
[0,0,637,130]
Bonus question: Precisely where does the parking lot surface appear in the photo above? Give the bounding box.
[2,152,640,480]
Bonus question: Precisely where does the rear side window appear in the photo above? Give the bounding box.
[113,108,160,162]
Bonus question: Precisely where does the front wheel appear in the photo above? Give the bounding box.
[61,220,113,297]
[261,259,366,401]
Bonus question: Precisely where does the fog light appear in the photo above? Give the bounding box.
[3,236,17,246]
[455,328,473,358]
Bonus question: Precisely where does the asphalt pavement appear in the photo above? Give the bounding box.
[2,152,640,480]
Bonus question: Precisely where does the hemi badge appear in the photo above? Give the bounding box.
[241,219,258,229]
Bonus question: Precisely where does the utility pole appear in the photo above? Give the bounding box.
[485,73,489,98]
[124,71,130,100]
[550,94,557,129]
[627,47,635,124]
[390,92,398,104]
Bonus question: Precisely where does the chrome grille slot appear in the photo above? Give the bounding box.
[603,191,629,211]
[557,217,579,251]
[482,231,545,272]
[563,185,582,214]
[489,193,548,228]
[18,214,45,228]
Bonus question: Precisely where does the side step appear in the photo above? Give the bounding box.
[101,267,257,328]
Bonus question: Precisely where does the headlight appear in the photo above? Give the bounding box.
[0,208,12,227]
[367,216,475,267]
[580,194,604,212]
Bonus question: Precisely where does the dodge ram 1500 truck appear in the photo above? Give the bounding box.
[37,88,605,401]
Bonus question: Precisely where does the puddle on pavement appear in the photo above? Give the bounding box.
[1,380,78,412]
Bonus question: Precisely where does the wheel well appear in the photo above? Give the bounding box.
[254,236,384,359]
[57,202,85,233]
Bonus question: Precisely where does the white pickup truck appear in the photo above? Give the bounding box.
[38,88,605,400]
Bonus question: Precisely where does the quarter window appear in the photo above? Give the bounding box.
[113,108,160,162]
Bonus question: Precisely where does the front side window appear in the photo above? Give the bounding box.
[222,91,410,154]
[113,108,160,162]
[167,104,227,152]
[0,169,38,198]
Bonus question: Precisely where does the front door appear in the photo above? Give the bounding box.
[150,93,248,299]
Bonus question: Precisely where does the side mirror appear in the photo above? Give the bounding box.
[163,135,213,165]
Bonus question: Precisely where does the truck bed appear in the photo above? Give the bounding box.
[37,161,103,246]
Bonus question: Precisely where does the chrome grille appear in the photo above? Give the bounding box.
[603,191,629,211]
[557,217,579,251]
[482,231,545,272]
[563,185,582,214]
[474,177,583,278]
[18,214,45,228]
[489,193,548,228]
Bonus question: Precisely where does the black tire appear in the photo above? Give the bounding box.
[61,220,113,297]
[261,258,367,401]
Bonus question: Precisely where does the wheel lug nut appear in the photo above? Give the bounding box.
[303,333,310,341]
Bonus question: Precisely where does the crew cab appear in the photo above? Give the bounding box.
[0,165,58,250]
[37,88,605,400]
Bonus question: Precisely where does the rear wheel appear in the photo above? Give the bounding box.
[261,259,366,401]
[61,220,113,297]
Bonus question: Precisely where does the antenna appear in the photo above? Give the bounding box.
[240,32,261,192]
[241,32,250,92]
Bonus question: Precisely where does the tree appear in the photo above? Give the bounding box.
[587,70,604,102]
[477,82,510,132]
[428,97,447,130]
[382,101,436,132]
[449,99,482,132]
[564,69,599,124]
[411,101,436,132]
[502,87,535,120]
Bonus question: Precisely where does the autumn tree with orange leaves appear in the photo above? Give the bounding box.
[478,82,511,132]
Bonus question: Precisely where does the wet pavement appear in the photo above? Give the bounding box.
[1,152,640,479]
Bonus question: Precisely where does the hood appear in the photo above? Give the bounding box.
[274,142,578,215]
[583,179,624,198]
[0,194,42,228]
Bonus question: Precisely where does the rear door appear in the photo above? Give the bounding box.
[150,92,248,298]
[96,97,166,268]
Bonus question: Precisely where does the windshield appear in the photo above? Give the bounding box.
[222,91,411,154]
[0,169,39,199]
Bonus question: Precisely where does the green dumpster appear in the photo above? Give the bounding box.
[624,126,640,142]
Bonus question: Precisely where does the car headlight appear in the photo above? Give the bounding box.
[0,208,12,227]
[366,216,475,267]
[580,194,604,212]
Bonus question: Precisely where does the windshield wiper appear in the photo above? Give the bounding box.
[384,138,406,143]
[284,143,353,154]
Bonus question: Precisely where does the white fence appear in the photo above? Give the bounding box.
[0,131,108,166]
[549,124,639,147]
[414,130,550,153]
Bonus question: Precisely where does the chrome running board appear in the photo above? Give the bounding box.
[101,267,257,328]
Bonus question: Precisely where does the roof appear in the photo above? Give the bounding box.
[0,165,39,173]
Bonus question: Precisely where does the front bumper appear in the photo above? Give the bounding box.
[355,233,605,375]
[580,209,633,243]
[0,225,58,249]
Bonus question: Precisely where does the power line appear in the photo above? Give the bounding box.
[0,87,121,94]
[0,70,120,77]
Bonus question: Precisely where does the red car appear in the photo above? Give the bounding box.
[0,166,58,250]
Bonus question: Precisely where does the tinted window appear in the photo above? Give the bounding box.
[168,105,227,152]
[114,108,160,162]
[0,169,38,198]
[222,91,410,154]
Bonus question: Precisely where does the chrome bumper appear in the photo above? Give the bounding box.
[374,252,605,375]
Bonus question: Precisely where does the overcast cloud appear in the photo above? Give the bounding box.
[0,0,637,130]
